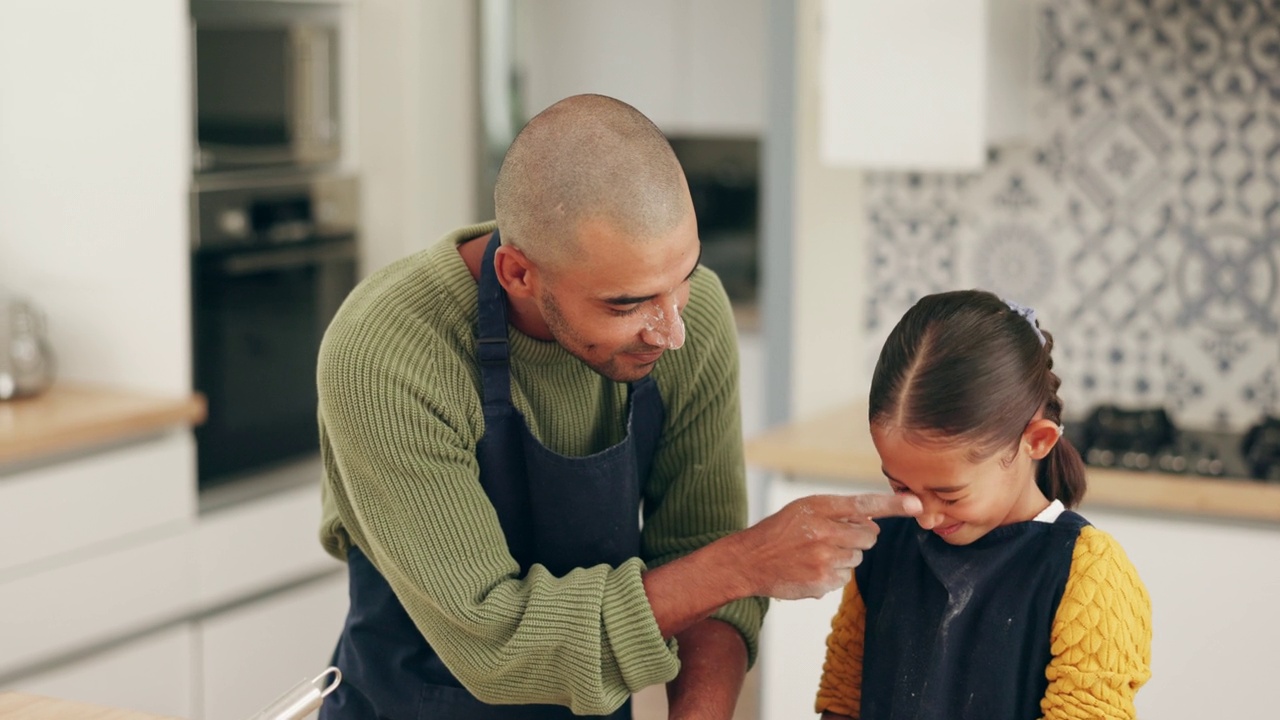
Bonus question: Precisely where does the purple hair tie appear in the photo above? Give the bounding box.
[1004,299,1046,346]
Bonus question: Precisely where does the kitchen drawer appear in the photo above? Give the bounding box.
[0,431,196,575]
[197,482,343,608]
[200,573,349,720]
[0,527,196,677]
[3,624,195,719]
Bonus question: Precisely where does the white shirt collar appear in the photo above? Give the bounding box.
[1032,499,1065,523]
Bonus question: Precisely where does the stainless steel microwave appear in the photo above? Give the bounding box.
[191,1,341,173]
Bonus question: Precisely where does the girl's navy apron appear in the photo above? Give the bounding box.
[320,230,665,720]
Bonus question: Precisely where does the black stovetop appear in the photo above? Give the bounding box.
[1063,406,1280,483]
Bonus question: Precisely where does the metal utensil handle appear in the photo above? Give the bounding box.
[247,666,342,720]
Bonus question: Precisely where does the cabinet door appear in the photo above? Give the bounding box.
[820,0,986,171]
[0,528,197,678]
[758,477,872,719]
[818,0,1032,170]
[1084,509,1280,720]
[197,478,344,609]
[3,626,195,719]
[199,572,349,720]
[0,431,196,574]
[517,0,680,126]
[515,0,764,136]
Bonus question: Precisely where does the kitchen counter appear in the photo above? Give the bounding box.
[0,692,176,719]
[745,402,1280,524]
[0,384,206,466]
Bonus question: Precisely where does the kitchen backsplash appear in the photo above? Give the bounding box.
[864,0,1280,431]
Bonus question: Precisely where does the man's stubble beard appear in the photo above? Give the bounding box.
[539,290,655,383]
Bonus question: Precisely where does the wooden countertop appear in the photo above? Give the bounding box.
[745,402,1280,524]
[0,383,206,466]
[0,692,177,719]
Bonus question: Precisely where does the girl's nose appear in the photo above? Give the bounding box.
[639,300,686,350]
[914,504,945,530]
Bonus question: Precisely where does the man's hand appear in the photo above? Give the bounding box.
[643,493,921,640]
[735,493,922,600]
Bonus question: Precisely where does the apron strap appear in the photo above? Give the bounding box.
[476,229,512,406]
[628,376,664,486]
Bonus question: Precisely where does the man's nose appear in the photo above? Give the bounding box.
[639,299,686,350]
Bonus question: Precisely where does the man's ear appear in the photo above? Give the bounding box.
[1023,418,1063,461]
[493,244,539,299]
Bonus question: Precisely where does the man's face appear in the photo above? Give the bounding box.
[534,213,700,383]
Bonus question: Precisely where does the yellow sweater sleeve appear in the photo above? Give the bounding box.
[1041,526,1152,720]
[815,575,866,718]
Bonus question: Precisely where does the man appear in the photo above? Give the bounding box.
[317,94,919,719]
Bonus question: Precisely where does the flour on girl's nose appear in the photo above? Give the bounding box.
[641,302,686,350]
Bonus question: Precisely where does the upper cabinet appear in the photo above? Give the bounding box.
[515,0,765,137]
[819,0,1032,171]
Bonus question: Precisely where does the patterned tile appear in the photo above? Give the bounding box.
[1243,362,1280,416]
[1174,224,1278,333]
[864,173,971,330]
[1181,0,1280,102]
[963,147,1064,307]
[862,0,1280,430]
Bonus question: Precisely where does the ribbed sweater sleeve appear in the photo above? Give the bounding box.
[1040,526,1152,720]
[316,223,761,713]
[816,575,866,717]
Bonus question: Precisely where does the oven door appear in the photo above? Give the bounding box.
[192,236,356,488]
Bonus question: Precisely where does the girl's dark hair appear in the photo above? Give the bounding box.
[869,290,1087,508]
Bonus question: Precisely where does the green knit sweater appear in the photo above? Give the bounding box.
[317,221,767,715]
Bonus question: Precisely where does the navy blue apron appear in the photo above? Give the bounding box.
[321,230,665,719]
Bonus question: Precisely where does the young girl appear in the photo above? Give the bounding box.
[816,290,1152,720]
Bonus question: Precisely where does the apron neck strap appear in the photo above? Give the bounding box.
[476,229,512,405]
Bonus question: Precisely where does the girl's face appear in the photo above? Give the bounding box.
[870,421,1062,545]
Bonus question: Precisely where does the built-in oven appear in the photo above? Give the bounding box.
[191,0,342,173]
[191,174,358,490]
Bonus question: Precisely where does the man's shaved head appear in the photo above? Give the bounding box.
[494,94,690,268]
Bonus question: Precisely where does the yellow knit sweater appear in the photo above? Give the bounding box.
[816,525,1151,719]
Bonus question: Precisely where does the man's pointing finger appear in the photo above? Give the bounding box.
[836,492,923,521]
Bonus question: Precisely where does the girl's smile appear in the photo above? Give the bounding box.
[931,521,964,538]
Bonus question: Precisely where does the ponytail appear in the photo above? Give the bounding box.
[1037,435,1087,508]
[1036,328,1087,508]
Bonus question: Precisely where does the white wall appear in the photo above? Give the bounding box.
[357,0,478,276]
[789,0,869,418]
[0,1,191,395]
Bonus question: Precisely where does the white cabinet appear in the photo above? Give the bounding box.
[0,432,196,574]
[819,0,1032,170]
[4,627,195,719]
[759,476,1280,720]
[0,432,199,679]
[4,572,351,720]
[758,478,847,720]
[1085,508,1280,720]
[199,572,349,720]
[197,480,344,608]
[0,528,197,679]
[516,0,765,136]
